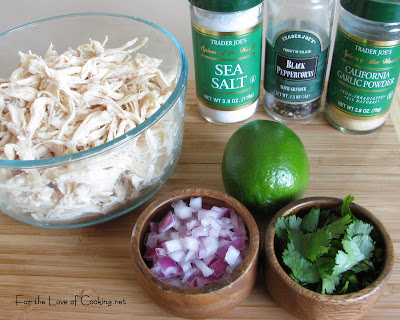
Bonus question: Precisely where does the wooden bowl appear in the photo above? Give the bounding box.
[263,197,394,320]
[131,188,260,319]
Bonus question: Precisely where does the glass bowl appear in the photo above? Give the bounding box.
[0,13,188,228]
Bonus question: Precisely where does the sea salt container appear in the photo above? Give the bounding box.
[189,0,264,124]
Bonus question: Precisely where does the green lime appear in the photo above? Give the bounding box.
[221,119,309,215]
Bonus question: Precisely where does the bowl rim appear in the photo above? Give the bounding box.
[0,12,188,169]
[131,188,260,295]
[264,196,394,302]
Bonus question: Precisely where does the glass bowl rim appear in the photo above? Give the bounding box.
[0,12,188,169]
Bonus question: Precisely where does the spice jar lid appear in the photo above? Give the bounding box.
[189,0,263,12]
[340,0,400,23]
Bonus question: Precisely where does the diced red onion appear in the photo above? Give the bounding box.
[203,255,216,266]
[192,225,211,237]
[185,219,197,231]
[149,222,159,233]
[150,263,161,275]
[226,254,243,273]
[158,256,179,277]
[182,268,197,283]
[208,219,222,237]
[193,259,213,277]
[169,250,185,263]
[197,238,207,259]
[200,236,218,258]
[181,261,192,273]
[210,258,228,278]
[170,231,180,240]
[172,200,193,219]
[198,209,220,221]
[143,197,248,287]
[210,205,229,216]
[181,236,200,252]
[162,239,183,253]
[159,211,175,233]
[189,197,202,210]
[165,277,184,287]
[155,247,166,256]
[224,246,240,266]
[144,247,157,259]
[145,232,158,249]
[184,249,196,263]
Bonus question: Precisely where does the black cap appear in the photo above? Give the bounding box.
[340,0,400,23]
[189,0,263,12]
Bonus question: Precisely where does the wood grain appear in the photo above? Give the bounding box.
[264,197,395,320]
[131,188,259,319]
[1,81,399,320]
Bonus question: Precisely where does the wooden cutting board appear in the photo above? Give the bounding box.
[1,80,399,320]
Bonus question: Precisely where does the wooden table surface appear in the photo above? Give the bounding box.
[1,81,399,320]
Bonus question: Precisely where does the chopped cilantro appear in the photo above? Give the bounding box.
[301,207,320,232]
[341,195,355,217]
[274,195,383,295]
[324,214,352,239]
[282,242,321,284]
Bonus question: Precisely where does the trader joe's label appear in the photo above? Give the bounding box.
[327,25,400,119]
[191,21,262,110]
[264,30,328,103]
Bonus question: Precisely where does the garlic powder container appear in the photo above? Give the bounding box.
[189,0,263,124]
[325,0,400,134]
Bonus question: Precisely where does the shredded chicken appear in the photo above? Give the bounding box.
[0,37,183,223]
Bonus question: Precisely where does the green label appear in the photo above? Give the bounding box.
[327,25,400,119]
[264,30,328,102]
[191,21,262,110]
